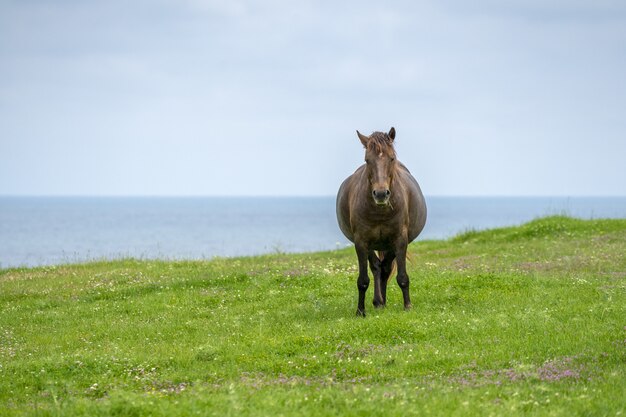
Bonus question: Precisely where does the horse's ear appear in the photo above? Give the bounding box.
[357,130,369,147]
[388,127,396,141]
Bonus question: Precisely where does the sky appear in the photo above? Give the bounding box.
[1,0,625,197]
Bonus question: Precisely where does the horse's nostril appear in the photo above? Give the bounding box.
[372,190,377,196]
[386,190,391,196]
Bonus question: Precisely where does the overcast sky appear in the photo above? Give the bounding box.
[1,0,625,196]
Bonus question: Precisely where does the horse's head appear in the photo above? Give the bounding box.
[357,127,397,206]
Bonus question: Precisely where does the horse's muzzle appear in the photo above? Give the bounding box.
[372,189,391,205]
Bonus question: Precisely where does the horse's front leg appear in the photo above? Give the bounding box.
[369,252,384,308]
[355,243,370,317]
[394,235,412,310]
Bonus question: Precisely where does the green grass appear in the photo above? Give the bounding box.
[1,216,625,416]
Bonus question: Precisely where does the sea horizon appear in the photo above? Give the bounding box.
[2,195,625,269]
[2,194,626,198]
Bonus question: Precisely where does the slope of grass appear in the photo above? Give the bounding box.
[1,216,625,416]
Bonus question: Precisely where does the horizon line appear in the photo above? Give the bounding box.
[1,194,626,199]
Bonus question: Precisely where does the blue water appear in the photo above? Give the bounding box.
[1,196,625,268]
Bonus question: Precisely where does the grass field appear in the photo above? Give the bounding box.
[1,216,625,416]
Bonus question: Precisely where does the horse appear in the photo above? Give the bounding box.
[336,127,427,316]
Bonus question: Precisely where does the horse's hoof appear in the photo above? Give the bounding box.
[404,303,413,311]
[373,300,385,308]
[356,309,366,317]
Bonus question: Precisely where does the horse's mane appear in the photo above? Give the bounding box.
[366,132,396,157]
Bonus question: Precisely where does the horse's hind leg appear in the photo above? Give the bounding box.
[379,251,396,306]
[394,242,412,310]
[368,252,384,308]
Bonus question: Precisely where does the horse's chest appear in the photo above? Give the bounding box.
[351,208,403,248]
[370,224,388,240]
[362,220,400,249]
[373,225,394,242]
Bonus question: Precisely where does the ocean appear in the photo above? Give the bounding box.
[1,196,625,268]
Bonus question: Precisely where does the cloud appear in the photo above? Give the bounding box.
[1,0,625,195]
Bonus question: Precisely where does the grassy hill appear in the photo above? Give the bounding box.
[1,216,625,416]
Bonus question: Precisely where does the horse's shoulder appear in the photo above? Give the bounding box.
[353,164,367,176]
[344,165,367,190]
[397,161,411,174]
[396,162,418,186]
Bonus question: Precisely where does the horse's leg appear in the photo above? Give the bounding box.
[379,251,396,307]
[369,251,384,308]
[394,237,412,310]
[355,243,370,317]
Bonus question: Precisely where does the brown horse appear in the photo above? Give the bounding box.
[336,127,427,316]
